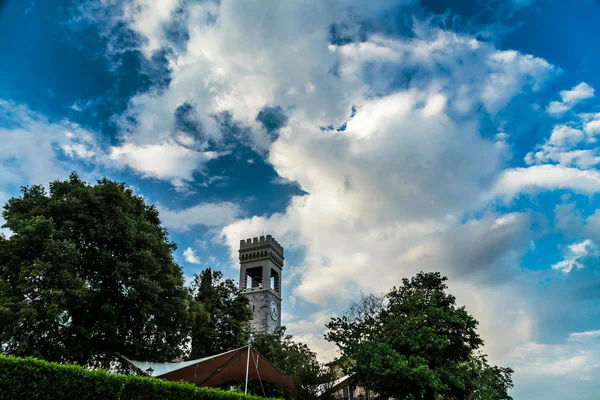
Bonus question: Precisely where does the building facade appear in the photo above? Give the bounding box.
[238,235,284,334]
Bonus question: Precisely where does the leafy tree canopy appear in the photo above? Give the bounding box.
[188,268,252,359]
[0,173,190,368]
[325,272,514,400]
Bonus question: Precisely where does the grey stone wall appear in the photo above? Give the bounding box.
[244,289,281,334]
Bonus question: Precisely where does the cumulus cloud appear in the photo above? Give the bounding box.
[523,124,600,169]
[560,82,595,105]
[109,141,222,187]
[552,239,596,274]
[0,98,226,190]
[518,110,600,191]
[72,0,556,187]
[547,82,595,117]
[581,112,600,136]
[494,165,600,198]
[183,247,201,264]
[158,202,242,232]
[0,100,100,188]
[97,0,365,161]
[335,31,555,115]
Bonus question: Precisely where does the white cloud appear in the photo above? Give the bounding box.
[585,119,600,135]
[158,202,242,232]
[581,112,600,136]
[293,332,339,364]
[62,143,96,159]
[528,149,600,170]
[508,341,589,376]
[494,165,600,199]
[183,247,201,264]
[284,310,340,362]
[103,0,366,163]
[546,82,595,117]
[482,50,554,113]
[335,31,554,115]
[552,239,596,274]
[0,97,230,191]
[505,335,600,398]
[569,329,600,342]
[560,82,595,104]
[546,101,570,116]
[225,210,529,305]
[123,0,182,57]
[523,124,600,169]
[0,100,99,188]
[72,0,555,188]
[286,310,336,335]
[109,141,222,187]
[547,125,585,147]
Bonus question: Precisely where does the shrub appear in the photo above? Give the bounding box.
[0,354,276,400]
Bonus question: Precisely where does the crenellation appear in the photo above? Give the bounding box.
[239,234,284,259]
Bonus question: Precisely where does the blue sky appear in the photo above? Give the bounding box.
[2,0,600,397]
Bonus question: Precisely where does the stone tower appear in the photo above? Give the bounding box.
[238,235,284,334]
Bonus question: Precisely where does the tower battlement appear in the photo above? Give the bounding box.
[239,235,284,258]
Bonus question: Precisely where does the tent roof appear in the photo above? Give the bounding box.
[123,348,238,378]
[314,375,354,398]
[123,346,294,393]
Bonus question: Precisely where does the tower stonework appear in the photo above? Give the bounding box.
[239,235,284,334]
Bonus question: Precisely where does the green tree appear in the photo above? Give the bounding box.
[0,173,191,368]
[188,268,252,359]
[325,272,513,400]
[466,354,514,400]
[251,326,337,399]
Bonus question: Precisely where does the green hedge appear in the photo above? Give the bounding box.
[0,354,275,400]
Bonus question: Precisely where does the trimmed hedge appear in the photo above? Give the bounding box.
[0,354,276,400]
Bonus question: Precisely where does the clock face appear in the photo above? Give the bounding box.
[269,300,279,321]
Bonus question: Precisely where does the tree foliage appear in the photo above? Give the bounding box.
[325,272,513,400]
[466,354,514,400]
[188,268,253,359]
[250,326,336,400]
[0,174,190,368]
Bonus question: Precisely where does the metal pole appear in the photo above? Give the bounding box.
[244,337,252,394]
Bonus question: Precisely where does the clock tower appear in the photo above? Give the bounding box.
[238,235,283,334]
